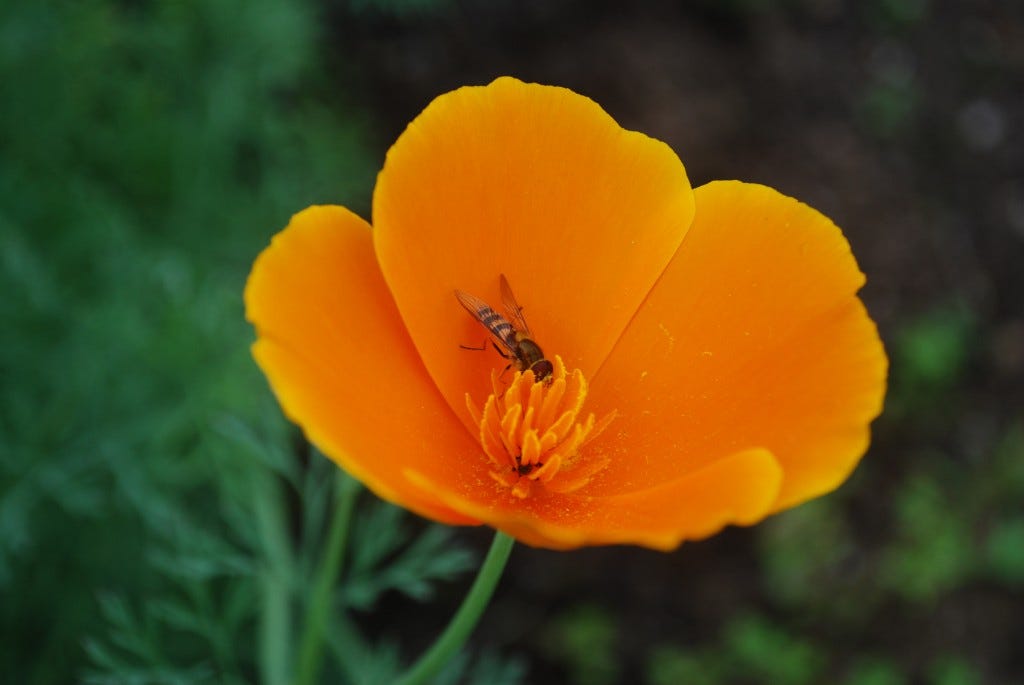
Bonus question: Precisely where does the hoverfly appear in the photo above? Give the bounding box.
[454,274,554,381]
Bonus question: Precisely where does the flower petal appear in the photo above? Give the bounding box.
[587,181,888,510]
[245,205,482,525]
[373,76,694,425]
[404,447,781,550]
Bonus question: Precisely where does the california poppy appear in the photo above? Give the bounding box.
[245,77,887,550]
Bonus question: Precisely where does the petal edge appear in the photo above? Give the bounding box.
[245,205,483,526]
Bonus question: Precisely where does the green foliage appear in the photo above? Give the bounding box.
[343,500,475,610]
[844,656,908,685]
[983,516,1024,584]
[895,305,974,392]
[879,474,974,602]
[646,615,825,685]
[82,594,221,685]
[647,645,719,685]
[978,426,1024,585]
[432,649,529,685]
[722,615,825,685]
[541,604,620,685]
[752,420,1022,680]
[0,0,520,683]
[320,611,526,685]
[884,302,976,424]
[928,656,982,685]
[759,498,857,613]
[871,423,1024,602]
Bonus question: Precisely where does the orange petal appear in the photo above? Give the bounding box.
[404,447,781,550]
[587,181,888,510]
[373,76,694,426]
[244,205,484,525]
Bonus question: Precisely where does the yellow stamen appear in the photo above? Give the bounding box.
[465,355,615,499]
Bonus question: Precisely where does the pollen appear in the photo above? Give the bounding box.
[465,355,616,499]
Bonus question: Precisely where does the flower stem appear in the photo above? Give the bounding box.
[253,471,294,685]
[294,471,361,685]
[395,531,515,685]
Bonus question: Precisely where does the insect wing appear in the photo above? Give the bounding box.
[454,288,518,353]
[498,274,534,338]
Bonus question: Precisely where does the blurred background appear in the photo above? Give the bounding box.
[2,1,1022,683]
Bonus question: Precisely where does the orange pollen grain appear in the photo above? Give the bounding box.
[465,355,616,499]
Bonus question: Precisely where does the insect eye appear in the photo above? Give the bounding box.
[531,359,554,381]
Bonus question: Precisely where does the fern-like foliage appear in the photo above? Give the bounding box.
[1,0,523,683]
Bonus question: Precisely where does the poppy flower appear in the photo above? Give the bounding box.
[245,77,887,550]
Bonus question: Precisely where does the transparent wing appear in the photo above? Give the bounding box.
[454,288,518,352]
[499,274,533,338]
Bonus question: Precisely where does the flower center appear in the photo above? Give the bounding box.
[465,355,615,499]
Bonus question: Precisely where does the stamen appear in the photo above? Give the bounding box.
[465,355,615,499]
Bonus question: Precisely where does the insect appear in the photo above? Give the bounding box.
[454,274,554,382]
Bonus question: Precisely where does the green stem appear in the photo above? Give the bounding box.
[254,471,294,685]
[395,531,515,685]
[325,614,374,684]
[294,471,362,685]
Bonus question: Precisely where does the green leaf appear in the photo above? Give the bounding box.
[844,656,908,685]
[722,615,825,685]
[984,517,1024,584]
[880,475,974,602]
[343,502,475,610]
[646,645,719,685]
[541,604,620,685]
[927,656,982,685]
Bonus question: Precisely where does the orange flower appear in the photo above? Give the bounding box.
[245,77,887,550]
